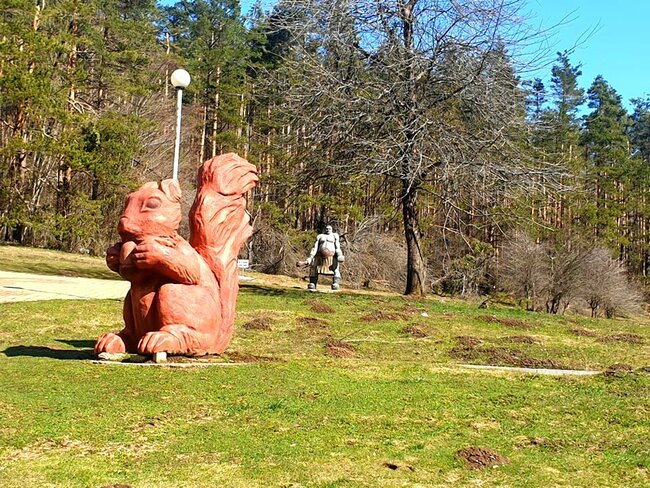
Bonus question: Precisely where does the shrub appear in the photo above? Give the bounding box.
[498,232,643,317]
[248,220,407,290]
[579,248,643,318]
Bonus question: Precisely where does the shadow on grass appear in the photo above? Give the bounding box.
[240,283,307,298]
[2,345,94,360]
[56,339,96,348]
[240,282,360,300]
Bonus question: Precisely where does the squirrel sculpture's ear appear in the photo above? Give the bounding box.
[160,179,182,203]
[140,182,159,190]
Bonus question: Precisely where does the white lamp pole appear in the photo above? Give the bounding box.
[170,69,191,180]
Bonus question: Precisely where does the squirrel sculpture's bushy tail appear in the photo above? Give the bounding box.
[189,153,258,353]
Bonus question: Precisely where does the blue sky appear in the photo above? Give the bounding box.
[161,0,649,109]
[524,0,650,108]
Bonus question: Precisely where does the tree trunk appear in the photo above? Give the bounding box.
[402,179,426,295]
[211,67,221,158]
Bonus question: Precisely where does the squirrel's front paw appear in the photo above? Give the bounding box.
[95,333,127,356]
[137,331,181,355]
[132,238,175,270]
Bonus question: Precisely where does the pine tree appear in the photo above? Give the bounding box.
[627,97,650,276]
[523,53,585,233]
[162,0,251,167]
[0,0,163,250]
[581,76,632,258]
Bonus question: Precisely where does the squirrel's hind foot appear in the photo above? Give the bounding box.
[137,330,183,355]
[94,333,127,356]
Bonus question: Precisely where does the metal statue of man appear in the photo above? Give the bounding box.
[303,225,345,291]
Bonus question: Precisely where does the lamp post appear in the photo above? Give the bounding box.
[170,69,191,180]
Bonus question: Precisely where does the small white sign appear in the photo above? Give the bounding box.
[237,259,250,269]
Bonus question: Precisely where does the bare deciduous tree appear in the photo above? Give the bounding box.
[500,233,589,313]
[262,0,567,295]
[500,232,546,310]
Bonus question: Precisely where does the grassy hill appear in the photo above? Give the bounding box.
[0,248,648,486]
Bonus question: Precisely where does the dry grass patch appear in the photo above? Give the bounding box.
[477,315,533,330]
[219,352,277,363]
[514,436,563,451]
[0,437,119,462]
[381,461,415,471]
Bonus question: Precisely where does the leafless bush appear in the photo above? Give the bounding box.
[579,248,643,318]
[248,222,304,276]
[500,233,589,313]
[540,243,590,314]
[499,233,546,310]
[426,233,496,297]
[499,232,644,317]
[342,229,407,290]
[248,220,406,290]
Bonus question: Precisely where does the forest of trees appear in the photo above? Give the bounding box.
[2,0,650,311]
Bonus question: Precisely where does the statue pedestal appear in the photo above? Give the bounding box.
[153,351,168,363]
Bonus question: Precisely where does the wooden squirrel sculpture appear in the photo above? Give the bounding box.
[94,153,258,357]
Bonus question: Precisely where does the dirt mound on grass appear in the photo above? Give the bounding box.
[604,363,635,377]
[457,447,509,470]
[299,316,329,328]
[598,333,645,345]
[450,337,563,369]
[501,335,542,345]
[360,310,408,322]
[326,340,355,358]
[456,335,482,347]
[243,316,273,331]
[477,315,533,330]
[305,299,335,314]
[402,324,428,338]
[569,327,598,337]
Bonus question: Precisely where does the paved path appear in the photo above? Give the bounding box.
[0,271,129,303]
[458,364,601,376]
[0,271,255,303]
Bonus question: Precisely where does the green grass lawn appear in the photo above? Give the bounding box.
[0,250,649,487]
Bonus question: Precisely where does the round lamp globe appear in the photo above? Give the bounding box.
[170,69,191,89]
